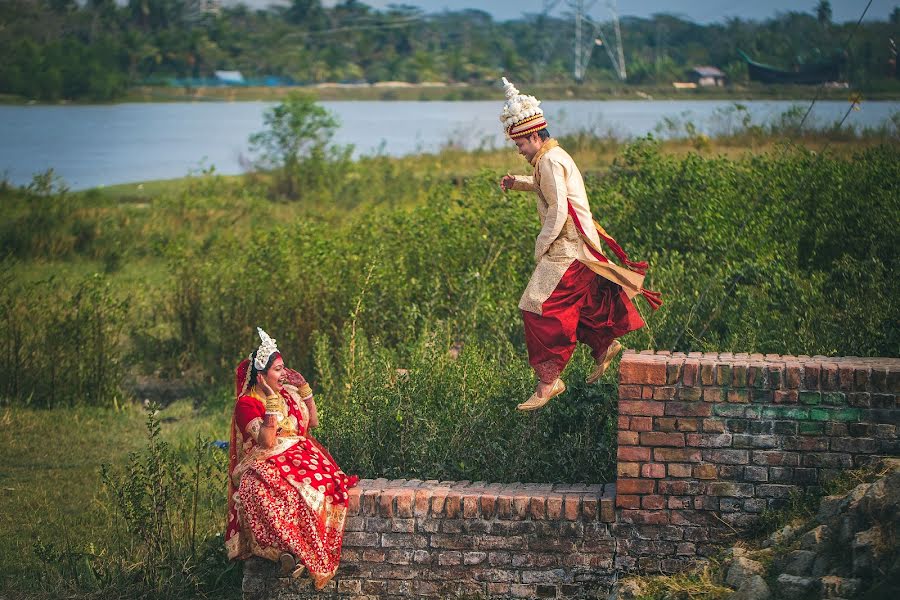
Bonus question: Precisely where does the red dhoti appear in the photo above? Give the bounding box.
[522,260,645,383]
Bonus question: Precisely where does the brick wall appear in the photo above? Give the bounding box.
[244,352,899,598]
[615,351,899,572]
[246,480,617,598]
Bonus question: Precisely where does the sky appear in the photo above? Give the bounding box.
[238,0,896,23]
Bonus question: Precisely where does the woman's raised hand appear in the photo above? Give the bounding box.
[257,373,275,397]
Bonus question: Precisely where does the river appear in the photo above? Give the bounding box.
[1,99,896,190]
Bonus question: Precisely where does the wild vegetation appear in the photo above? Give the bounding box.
[1,0,898,102]
[0,98,898,597]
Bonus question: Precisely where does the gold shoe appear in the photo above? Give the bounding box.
[586,340,623,384]
[517,378,566,411]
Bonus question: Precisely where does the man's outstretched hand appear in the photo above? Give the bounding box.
[499,173,515,192]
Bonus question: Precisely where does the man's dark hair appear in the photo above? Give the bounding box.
[537,128,551,141]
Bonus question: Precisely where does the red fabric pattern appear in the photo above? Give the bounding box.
[522,261,644,383]
[566,202,661,309]
[226,364,358,587]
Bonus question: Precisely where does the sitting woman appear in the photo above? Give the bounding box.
[226,327,358,590]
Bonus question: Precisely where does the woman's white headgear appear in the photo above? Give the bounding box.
[253,327,279,370]
[499,77,547,139]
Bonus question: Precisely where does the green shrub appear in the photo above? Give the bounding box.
[32,404,237,599]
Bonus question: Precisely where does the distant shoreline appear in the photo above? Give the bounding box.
[2,83,897,106]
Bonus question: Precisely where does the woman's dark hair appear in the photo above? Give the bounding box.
[537,128,551,140]
[248,350,281,388]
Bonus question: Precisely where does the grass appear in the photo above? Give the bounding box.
[0,400,235,598]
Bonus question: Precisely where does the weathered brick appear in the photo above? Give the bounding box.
[685,433,733,448]
[732,363,748,388]
[769,467,794,482]
[751,451,799,466]
[654,448,702,463]
[786,365,802,389]
[682,360,700,386]
[563,495,580,520]
[619,384,643,399]
[749,420,774,435]
[799,421,824,435]
[701,449,749,464]
[705,482,755,497]
[666,402,711,417]
[618,446,651,462]
[804,363,821,390]
[774,390,799,404]
[678,387,703,401]
[658,480,702,495]
[822,363,839,390]
[732,434,778,449]
[702,418,727,433]
[727,389,749,404]
[641,463,667,478]
[667,362,683,384]
[799,391,821,405]
[616,495,640,509]
[618,462,640,478]
[620,357,668,385]
[727,418,749,433]
[618,415,631,430]
[656,417,677,432]
[641,432,686,447]
[676,417,701,431]
[743,466,769,482]
[619,509,670,525]
[849,392,872,407]
[702,387,725,402]
[621,400,666,416]
[653,386,677,400]
[617,478,656,494]
[694,464,718,479]
[830,437,879,453]
[823,392,847,406]
[631,416,653,431]
[803,452,853,468]
[618,430,639,445]
[529,497,546,520]
[716,364,732,386]
[700,363,715,386]
[667,463,693,478]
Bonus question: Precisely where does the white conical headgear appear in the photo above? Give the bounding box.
[499,77,547,139]
[253,327,279,370]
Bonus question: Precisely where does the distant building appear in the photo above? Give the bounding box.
[214,70,245,85]
[688,66,726,87]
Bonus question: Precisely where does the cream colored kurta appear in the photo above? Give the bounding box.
[511,143,645,315]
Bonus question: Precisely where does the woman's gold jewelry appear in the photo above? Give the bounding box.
[264,393,282,413]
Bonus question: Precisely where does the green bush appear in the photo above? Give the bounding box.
[0,273,128,407]
[32,404,237,598]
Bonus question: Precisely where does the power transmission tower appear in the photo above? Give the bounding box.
[533,0,562,82]
[568,0,626,82]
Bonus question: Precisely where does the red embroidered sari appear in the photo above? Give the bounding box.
[226,360,358,588]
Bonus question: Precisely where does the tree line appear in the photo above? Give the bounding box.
[1,0,898,101]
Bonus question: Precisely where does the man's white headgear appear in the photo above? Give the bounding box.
[500,77,547,139]
[253,327,279,370]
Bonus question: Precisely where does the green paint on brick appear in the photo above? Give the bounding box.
[799,392,821,406]
[823,392,846,406]
[799,422,824,435]
[808,407,860,422]
[832,408,861,422]
[809,408,829,421]
[762,406,809,420]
